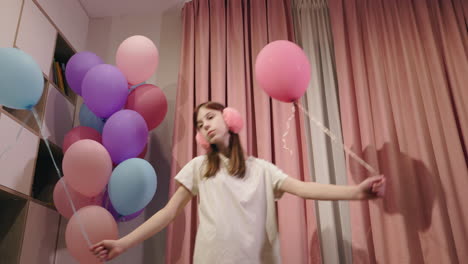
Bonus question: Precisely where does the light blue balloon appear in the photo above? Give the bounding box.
[79,103,105,133]
[109,158,157,215]
[0,48,44,109]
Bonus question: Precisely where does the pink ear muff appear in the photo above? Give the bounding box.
[223,107,243,133]
[196,132,211,150]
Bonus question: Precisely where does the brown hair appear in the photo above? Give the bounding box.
[193,102,246,178]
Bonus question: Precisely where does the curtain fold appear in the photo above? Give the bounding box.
[292,0,352,263]
[329,0,468,263]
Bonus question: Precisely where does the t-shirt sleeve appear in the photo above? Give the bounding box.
[261,159,289,200]
[174,156,204,196]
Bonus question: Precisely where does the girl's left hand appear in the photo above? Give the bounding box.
[356,175,386,200]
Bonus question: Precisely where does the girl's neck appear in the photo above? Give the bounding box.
[214,134,230,157]
[216,144,230,157]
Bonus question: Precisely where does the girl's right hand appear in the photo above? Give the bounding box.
[90,239,128,261]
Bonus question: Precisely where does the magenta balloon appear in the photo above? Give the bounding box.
[63,126,102,154]
[255,40,311,102]
[125,84,168,130]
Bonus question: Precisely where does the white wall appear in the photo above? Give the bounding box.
[0,0,23,47]
[60,6,183,264]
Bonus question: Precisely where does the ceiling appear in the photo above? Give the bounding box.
[78,0,188,18]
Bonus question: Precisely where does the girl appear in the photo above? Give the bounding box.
[90,101,386,263]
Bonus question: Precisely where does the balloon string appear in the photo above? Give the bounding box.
[294,101,379,175]
[31,108,96,251]
[281,104,296,156]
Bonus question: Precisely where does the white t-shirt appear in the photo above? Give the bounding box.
[175,154,289,264]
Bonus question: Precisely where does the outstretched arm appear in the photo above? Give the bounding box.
[279,175,386,201]
[90,185,193,261]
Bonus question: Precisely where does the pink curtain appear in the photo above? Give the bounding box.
[165,0,321,263]
[329,0,468,263]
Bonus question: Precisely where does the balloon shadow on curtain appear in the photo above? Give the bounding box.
[348,142,443,264]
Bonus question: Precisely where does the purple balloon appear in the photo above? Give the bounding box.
[65,52,103,95]
[82,64,128,118]
[102,189,144,222]
[103,110,148,164]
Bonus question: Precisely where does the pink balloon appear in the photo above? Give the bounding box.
[125,84,167,130]
[116,35,159,85]
[65,206,118,264]
[255,40,311,102]
[63,139,112,197]
[53,178,103,219]
[63,126,102,153]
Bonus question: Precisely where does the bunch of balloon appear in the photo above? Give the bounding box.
[49,35,167,263]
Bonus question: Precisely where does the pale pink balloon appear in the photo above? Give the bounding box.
[63,139,112,197]
[65,206,118,264]
[255,40,311,102]
[63,126,102,154]
[116,35,159,85]
[125,84,168,130]
[53,178,103,219]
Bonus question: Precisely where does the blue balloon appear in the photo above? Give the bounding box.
[109,158,157,215]
[0,48,44,109]
[79,103,105,133]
